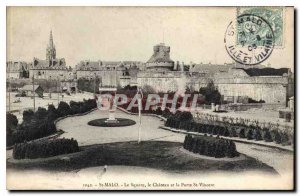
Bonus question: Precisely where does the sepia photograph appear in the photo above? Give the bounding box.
[5,6,295,190]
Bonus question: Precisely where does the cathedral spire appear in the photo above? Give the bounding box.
[46,30,56,61]
[49,30,54,48]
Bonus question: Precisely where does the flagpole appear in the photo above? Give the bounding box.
[32,74,35,112]
[8,63,11,112]
[137,87,143,144]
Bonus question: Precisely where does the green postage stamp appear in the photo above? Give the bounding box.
[237,7,284,47]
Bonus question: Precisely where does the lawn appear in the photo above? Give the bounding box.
[7,141,277,174]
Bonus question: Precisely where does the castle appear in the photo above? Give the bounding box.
[75,42,293,105]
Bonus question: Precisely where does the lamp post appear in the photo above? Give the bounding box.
[32,74,36,112]
[57,76,59,105]
[8,64,11,112]
[136,87,143,144]
[93,73,96,97]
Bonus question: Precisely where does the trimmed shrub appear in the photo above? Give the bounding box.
[229,127,238,137]
[263,129,273,142]
[207,125,214,134]
[280,131,291,146]
[271,130,282,144]
[223,127,230,137]
[175,111,193,122]
[253,129,263,141]
[22,110,34,123]
[13,138,79,159]
[57,101,71,117]
[162,108,172,118]
[225,140,238,158]
[7,113,18,146]
[183,135,239,158]
[7,112,18,129]
[218,126,225,136]
[9,99,97,146]
[246,128,253,140]
[164,111,293,147]
[212,126,219,135]
[239,128,246,138]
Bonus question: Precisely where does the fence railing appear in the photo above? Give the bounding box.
[193,112,294,133]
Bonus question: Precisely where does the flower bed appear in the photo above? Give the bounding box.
[88,118,136,127]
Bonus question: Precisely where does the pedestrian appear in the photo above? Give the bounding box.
[104,165,107,172]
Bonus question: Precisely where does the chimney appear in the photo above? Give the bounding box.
[173,61,178,71]
[180,62,184,71]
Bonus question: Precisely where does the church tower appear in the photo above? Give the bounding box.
[46,30,56,62]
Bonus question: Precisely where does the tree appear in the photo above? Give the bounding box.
[218,126,225,136]
[212,126,219,135]
[253,129,263,141]
[246,129,253,140]
[271,130,282,144]
[34,107,48,120]
[142,85,156,95]
[46,104,59,132]
[70,101,81,114]
[199,81,222,105]
[214,141,224,158]
[192,139,198,153]
[7,112,18,131]
[22,110,34,123]
[155,107,163,115]
[7,113,18,146]
[226,141,239,158]
[188,137,195,151]
[162,108,171,118]
[280,131,290,145]
[183,135,188,149]
[48,104,57,114]
[239,128,246,138]
[57,101,71,117]
[223,127,230,137]
[175,111,193,122]
[229,127,238,137]
[263,129,273,142]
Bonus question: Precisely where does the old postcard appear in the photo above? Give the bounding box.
[6,6,295,190]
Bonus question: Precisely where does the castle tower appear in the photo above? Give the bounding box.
[46,30,56,62]
[146,43,174,71]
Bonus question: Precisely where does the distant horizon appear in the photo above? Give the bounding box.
[7,7,294,71]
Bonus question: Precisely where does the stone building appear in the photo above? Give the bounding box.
[212,68,290,104]
[136,43,292,105]
[21,84,44,98]
[137,71,184,92]
[61,79,77,93]
[74,42,293,105]
[75,60,142,87]
[6,61,31,79]
[29,31,69,80]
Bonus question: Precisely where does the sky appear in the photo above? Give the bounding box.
[6,7,294,70]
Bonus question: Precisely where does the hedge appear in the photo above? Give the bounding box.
[183,135,239,158]
[7,98,97,146]
[13,138,79,159]
[165,112,293,146]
